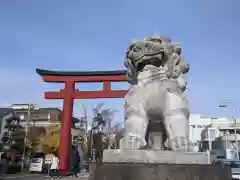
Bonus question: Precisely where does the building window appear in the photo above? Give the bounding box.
[19,114,25,120]
[11,120,18,125]
[212,141,217,149]
[3,132,9,137]
[35,113,49,120]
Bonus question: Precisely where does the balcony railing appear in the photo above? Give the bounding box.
[221,134,240,141]
[4,124,23,129]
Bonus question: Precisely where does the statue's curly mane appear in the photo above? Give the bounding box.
[125,36,171,72]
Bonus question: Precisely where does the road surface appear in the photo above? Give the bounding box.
[3,173,89,180]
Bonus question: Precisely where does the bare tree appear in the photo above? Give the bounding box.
[92,103,123,149]
[72,105,89,146]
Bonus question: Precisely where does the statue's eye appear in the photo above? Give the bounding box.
[144,42,152,50]
[133,46,142,52]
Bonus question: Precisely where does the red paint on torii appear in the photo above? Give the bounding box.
[36,69,127,172]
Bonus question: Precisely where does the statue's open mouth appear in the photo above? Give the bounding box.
[129,46,164,61]
[126,39,165,62]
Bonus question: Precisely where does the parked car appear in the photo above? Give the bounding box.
[214,159,240,179]
[2,152,22,174]
[29,153,46,174]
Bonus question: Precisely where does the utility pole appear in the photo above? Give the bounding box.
[232,106,239,159]
[219,102,239,160]
[21,104,37,171]
[21,105,30,171]
[208,131,212,164]
[208,136,212,164]
[208,117,218,164]
[208,118,212,164]
[83,105,88,138]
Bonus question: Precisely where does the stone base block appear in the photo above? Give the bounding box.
[89,162,97,176]
[103,150,209,164]
[89,162,231,180]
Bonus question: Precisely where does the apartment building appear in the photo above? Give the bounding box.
[189,114,240,154]
[11,104,62,128]
[11,104,86,144]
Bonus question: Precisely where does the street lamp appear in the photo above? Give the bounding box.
[218,102,239,159]
[89,113,101,160]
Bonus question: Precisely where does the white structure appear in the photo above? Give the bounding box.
[189,114,240,155]
[189,114,228,142]
[11,104,62,128]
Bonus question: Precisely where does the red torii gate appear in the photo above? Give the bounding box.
[36,69,128,172]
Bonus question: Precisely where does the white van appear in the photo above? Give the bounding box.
[29,157,44,173]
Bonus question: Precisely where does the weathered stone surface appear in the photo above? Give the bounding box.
[148,132,164,149]
[123,35,192,151]
[89,162,232,180]
[103,149,209,164]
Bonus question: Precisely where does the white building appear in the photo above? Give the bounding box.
[189,114,240,154]
[189,114,228,142]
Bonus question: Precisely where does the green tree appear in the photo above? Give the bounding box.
[26,127,45,153]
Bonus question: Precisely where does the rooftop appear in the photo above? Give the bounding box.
[36,68,126,76]
[0,108,14,116]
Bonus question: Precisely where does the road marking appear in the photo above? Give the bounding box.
[5,173,89,179]
[5,174,41,179]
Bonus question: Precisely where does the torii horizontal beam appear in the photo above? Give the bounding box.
[36,69,127,99]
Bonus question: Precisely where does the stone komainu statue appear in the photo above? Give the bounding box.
[124,35,192,151]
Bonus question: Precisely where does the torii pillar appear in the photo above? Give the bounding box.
[36,69,127,172]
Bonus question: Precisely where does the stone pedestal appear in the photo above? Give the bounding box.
[148,132,163,149]
[87,149,232,180]
[89,162,97,176]
[89,162,231,180]
[119,138,124,149]
[103,149,209,164]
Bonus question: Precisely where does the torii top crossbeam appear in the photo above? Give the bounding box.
[36,68,128,99]
[36,68,128,172]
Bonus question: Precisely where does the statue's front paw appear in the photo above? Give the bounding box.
[166,137,193,152]
[139,144,151,150]
[124,135,147,149]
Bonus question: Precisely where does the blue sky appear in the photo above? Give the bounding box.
[0,0,240,121]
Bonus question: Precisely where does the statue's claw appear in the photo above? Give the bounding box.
[139,144,151,150]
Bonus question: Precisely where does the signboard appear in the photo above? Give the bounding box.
[45,154,54,164]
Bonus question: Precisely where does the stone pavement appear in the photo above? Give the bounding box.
[60,172,89,180]
[3,172,89,180]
